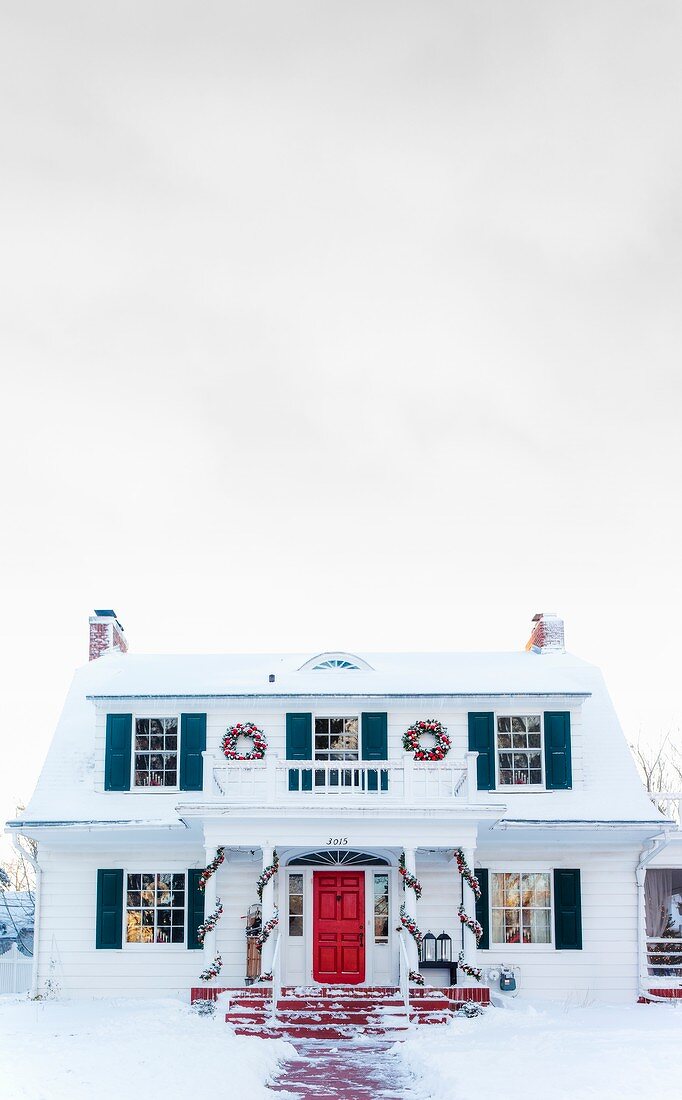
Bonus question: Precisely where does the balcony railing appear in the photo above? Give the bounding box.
[203,752,480,806]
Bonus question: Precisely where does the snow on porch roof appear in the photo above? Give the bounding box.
[82,649,594,699]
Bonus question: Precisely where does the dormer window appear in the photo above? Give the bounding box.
[298,652,373,672]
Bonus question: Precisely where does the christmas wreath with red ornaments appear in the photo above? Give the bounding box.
[402,719,451,761]
[221,721,268,761]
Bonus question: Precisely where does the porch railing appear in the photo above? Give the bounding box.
[207,753,479,805]
[398,930,411,1011]
[270,931,282,1021]
[646,936,682,980]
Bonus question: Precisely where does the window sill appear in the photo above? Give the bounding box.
[494,787,547,794]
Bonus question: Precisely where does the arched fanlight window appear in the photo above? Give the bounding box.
[288,850,389,867]
[298,652,373,672]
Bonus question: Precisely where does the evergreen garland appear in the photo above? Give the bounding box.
[198,847,225,891]
[256,910,279,947]
[399,852,423,900]
[457,952,483,982]
[199,953,223,981]
[399,902,424,947]
[453,847,481,899]
[458,903,483,942]
[197,899,224,944]
[256,850,279,902]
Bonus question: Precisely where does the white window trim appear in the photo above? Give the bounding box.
[122,869,188,949]
[131,713,181,792]
[487,867,554,950]
[494,711,546,793]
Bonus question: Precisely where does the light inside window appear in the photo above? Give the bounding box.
[134,718,178,787]
[126,873,185,944]
[491,872,551,944]
[497,716,542,786]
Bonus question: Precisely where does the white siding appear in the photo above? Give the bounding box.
[35,846,258,998]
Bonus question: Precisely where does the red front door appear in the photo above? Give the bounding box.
[313,871,365,984]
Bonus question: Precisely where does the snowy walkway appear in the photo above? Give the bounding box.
[267,1040,424,1099]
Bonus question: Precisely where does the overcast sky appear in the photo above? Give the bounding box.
[1,1,681,849]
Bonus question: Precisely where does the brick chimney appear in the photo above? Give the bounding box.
[89,610,128,661]
[525,612,565,654]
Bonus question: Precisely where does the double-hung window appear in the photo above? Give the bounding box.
[496,715,543,787]
[491,872,551,944]
[134,718,178,788]
[314,716,359,788]
[125,873,186,944]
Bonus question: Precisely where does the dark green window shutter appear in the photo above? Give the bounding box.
[468,712,495,791]
[544,712,572,790]
[286,713,312,791]
[475,868,490,951]
[180,714,206,791]
[187,869,205,950]
[362,712,388,792]
[104,714,132,791]
[96,869,123,949]
[554,868,582,949]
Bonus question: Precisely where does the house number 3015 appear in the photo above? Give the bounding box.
[326,837,348,846]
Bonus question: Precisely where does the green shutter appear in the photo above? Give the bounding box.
[468,712,495,791]
[475,868,490,951]
[104,714,132,791]
[554,868,582,949]
[187,869,205,950]
[362,712,388,792]
[96,869,123,949]
[544,712,572,790]
[286,713,312,791]
[180,714,206,791]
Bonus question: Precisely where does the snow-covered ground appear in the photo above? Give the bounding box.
[2,996,682,1100]
[398,1000,682,1100]
[0,997,294,1100]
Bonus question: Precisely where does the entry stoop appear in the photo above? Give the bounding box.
[190,985,490,1041]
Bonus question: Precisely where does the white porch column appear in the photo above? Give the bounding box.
[202,845,218,971]
[260,844,277,974]
[458,845,477,985]
[402,846,420,973]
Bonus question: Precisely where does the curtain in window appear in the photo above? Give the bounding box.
[645,869,673,938]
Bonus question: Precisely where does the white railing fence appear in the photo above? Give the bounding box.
[398,931,411,1010]
[646,937,682,979]
[649,793,682,825]
[270,932,282,1022]
[0,946,32,995]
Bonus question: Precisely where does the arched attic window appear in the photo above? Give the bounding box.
[298,652,373,672]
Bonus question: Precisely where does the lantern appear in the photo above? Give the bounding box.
[420,930,436,964]
[436,930,452,964]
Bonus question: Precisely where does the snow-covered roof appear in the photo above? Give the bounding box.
[82,649,593,698]
[12,647,664,830]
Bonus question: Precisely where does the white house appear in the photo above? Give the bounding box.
[6,609,679,1024]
